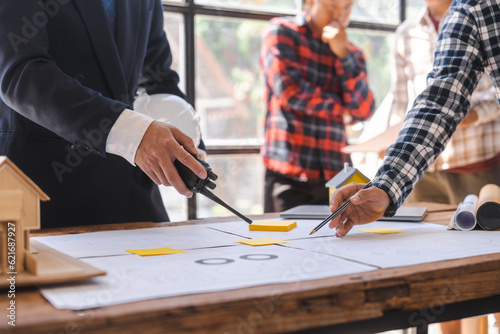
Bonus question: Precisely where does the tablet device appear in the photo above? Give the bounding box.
[280,205,427,222]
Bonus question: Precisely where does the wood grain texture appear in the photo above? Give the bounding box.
[2,206,497,334]
[0,240,105,287]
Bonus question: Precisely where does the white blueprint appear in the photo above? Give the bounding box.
[36,219,500,310]
[40,244,375,310]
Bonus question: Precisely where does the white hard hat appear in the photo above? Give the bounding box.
[133,93,201,146]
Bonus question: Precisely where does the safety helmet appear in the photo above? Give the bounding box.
[134,93,201,146]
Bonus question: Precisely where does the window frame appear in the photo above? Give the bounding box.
[161,0,408,219]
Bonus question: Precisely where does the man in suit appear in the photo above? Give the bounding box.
[0,0,207,228]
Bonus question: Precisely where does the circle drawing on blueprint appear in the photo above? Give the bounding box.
[195,258,235,265]
[434,236,493,246]
[240,254,278,261]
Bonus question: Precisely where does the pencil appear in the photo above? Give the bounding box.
[309,180,374,235]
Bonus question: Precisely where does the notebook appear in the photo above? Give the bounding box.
[280,205,427,222]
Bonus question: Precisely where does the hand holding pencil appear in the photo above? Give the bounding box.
[325,180,391,237]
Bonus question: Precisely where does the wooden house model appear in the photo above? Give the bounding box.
[0,156,50,274]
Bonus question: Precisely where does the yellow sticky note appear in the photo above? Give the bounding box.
[249,221,297,232]
[358,228,408,235]
[125,247,186,256]
[235,238,289,246]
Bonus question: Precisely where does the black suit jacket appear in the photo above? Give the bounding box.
[0,0,184,227]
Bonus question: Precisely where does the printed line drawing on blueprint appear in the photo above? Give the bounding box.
[285,221,500,268]
[40,245,376,310]
[32,225,241,258]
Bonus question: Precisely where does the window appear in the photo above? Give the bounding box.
[195,0,298,12]
[160,0,421,221]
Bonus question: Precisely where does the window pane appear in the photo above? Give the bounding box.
[195,16,267,143]
[163,12,186,93]
[348,29,393,112]
[346,29,393,142]
[160,4,399,221]
[351,1,400,25]
[197,154,265,219]
[406,0,426,19]
[160,154,264,222]
[194,0,298,12]
[161,12,188,222]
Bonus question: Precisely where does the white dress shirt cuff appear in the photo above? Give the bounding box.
[106,109,154,166]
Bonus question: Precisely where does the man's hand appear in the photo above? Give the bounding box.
[322,21,350,58]
[328,183,391,237]
[135,121,208,197]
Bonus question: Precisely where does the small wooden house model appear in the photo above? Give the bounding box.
[0,156,50,274]
[325,163,369,203]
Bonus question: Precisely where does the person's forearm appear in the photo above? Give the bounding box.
[375,5,486,211]
[335,51,375,121]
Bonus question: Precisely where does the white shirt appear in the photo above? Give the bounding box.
[106,109,153,165]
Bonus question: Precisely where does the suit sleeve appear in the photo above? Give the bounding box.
[139,0,185,99]
[139,0,205,151]
[0,1,127,157]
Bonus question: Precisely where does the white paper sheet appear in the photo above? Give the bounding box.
[40,245,376,310]
[287,221,500,268]
[32,225,242,258]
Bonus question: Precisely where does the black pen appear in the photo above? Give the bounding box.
[309,180,375,235]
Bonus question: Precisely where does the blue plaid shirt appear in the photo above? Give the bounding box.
[376,0,500,214]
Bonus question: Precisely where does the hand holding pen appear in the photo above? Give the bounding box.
[310,179,391,237]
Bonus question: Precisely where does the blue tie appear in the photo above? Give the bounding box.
[102,0,117,36]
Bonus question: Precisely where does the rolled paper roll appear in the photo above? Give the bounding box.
[448,194,478,231]
[476,184,500,231]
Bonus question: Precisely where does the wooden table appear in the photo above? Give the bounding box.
[2,202,500,334]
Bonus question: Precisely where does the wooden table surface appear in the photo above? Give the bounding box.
[3,202,500,334]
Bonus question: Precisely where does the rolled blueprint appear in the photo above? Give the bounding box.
[448,194,478,231]
[476,184,500,231]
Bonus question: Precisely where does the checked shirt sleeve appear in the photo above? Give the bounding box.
[334,48,375,121]
[375,6,486,214]
[261,21,374,121]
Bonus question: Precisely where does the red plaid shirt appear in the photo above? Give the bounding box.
[260,14,375,181]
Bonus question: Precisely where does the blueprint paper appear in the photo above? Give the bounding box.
[35,219,500,311]
[357,227,407,234]
[40,245,376,310]
[204,218,337,240]
[32,225,241,258]
[288,221,500,268]
[234,237,288,246]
